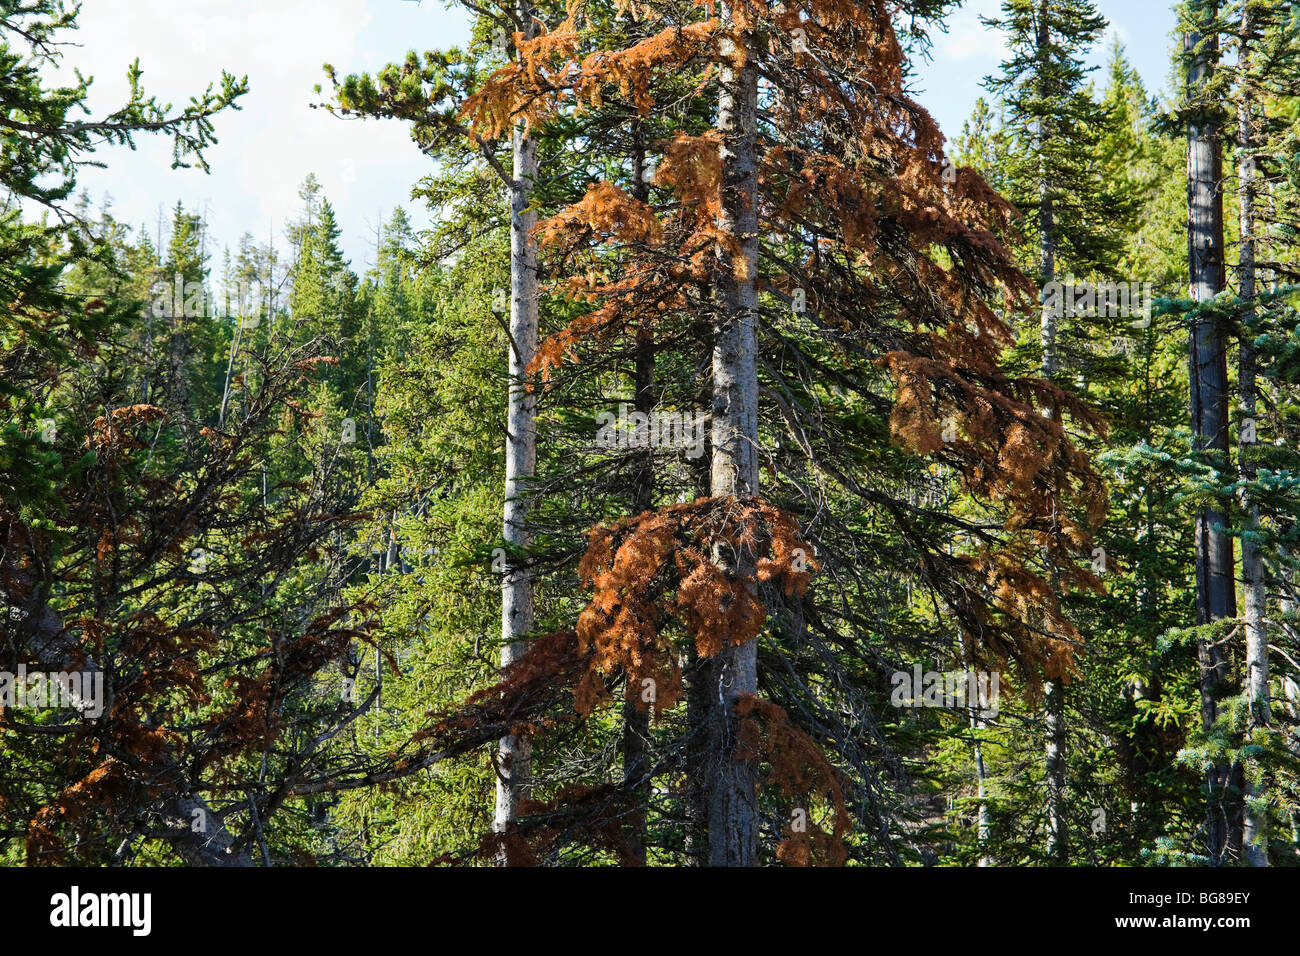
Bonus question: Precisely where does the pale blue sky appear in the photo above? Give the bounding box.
[67,0,1178,271]
[912,0,1179,134]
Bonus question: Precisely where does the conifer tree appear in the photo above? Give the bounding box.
[1181,0,1242,866]
[1235,0,1268,866]
[496,0,543,842]
[438,0,1108,865]
[979,0,1120,863]
[1223,0,1300,865]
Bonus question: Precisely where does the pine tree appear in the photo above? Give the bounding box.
[1223,0,1300,866]
[979,0,1124,863]
[436,0,1109,865]
[1181,0,1242,866]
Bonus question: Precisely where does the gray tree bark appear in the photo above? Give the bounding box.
[1044,677,1067,862]
[1236,1,1269,866]
[704,18,761,867]
[1033,9,1067,859]
[962,635,992,865]
[494,1,540,847]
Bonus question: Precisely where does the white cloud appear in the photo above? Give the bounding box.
[935,0,1009,64]
[55,0,470,270]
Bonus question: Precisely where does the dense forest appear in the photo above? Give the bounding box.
[2,0,1299,870]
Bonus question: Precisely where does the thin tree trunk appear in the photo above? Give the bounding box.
[1185,10,1240,866]
[1037,1,1058,382]
[684,372,713,865]
[494,0,540,853]
[620,125,654,865]
[973,726,991,865]
[685,645,711,865]
[704,17,761,867]
[1283,551,1298,853]
[1034,8,1067,859]
[962,635,992,865]
[1044,677,1067,862]
[1236,1,1269,866]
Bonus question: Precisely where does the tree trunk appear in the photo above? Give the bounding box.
[973,726,991,866]
[494,1,540,853]
[684,376,713,865]
[1037,2,1059,382]
[685,645,712,865]
[620,124,654,865]
[963,635,992,865]
[1034,9,1067,859]
[704,18,761,867]
[1282,551,1298,853]
[1044,677,1067,862]
[1236,2,1269,867]
[1185,10,1240,866]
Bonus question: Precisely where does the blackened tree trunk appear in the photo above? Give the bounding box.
[1185,7,1241,866]
[621,124,655,865]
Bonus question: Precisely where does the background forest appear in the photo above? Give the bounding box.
[2,0,1299,868]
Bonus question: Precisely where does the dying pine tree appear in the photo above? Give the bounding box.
[0,2,411,865]
[297,0,1111,865]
